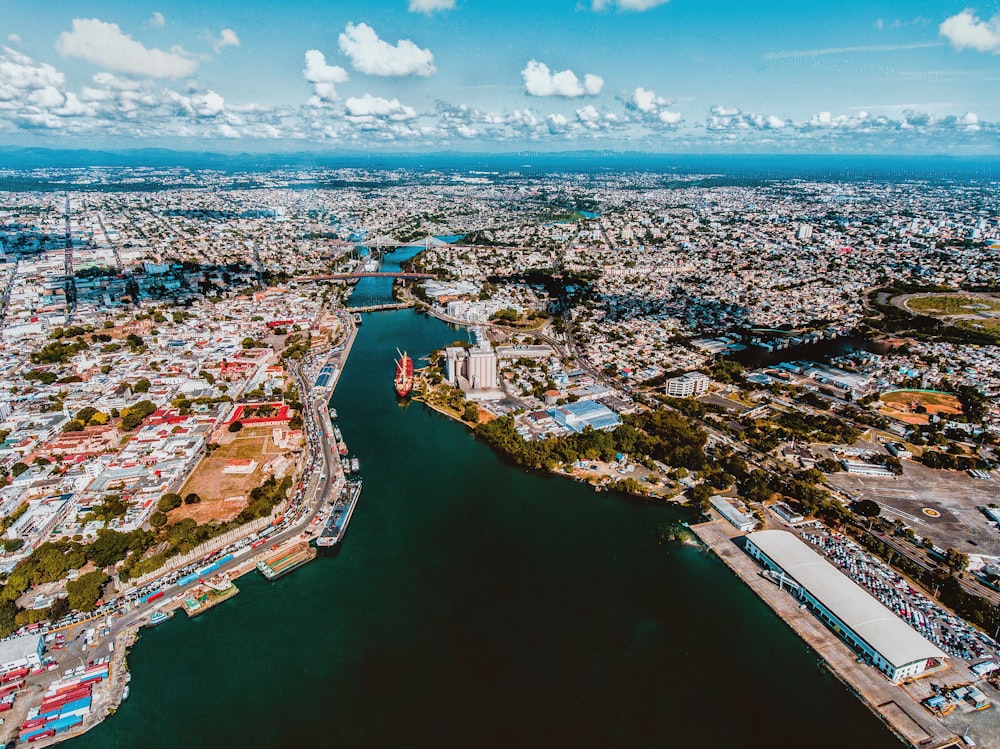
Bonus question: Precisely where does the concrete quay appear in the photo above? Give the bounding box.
[691,519,962,749]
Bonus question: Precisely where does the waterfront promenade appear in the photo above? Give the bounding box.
[692,519,961,749]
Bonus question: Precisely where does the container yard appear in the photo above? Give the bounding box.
[256,541,316,580]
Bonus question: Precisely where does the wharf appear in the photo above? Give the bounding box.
[256,541,316,580]
[691,519,961,749]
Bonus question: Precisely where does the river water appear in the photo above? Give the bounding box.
[71,287,901,747]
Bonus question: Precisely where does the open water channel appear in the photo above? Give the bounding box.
[71,261,901,748]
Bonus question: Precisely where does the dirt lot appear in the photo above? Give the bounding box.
[826,456,1000,556]
[176,426,287,522]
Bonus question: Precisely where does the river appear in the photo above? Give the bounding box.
[70,284,901,747]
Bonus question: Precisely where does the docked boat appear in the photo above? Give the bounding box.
[121,685,130,701]
[329,407,338,421]
[394,349,414,397]
[350,457,360,473]
[146,610,172,628]
[316,480,362,547]
[337,442,349,456]
[353,313,363,325]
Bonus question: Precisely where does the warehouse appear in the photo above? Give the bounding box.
[745,530,947,682]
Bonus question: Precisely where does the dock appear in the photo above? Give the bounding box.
[691,519,961,749]
[256,541,316,580]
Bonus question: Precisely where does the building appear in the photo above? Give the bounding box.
[745,530,947,682]
[222,458,258,475]
[547,399,620,433]
[444,340,501,399]
[666,371,710,397]
[797,224,813,240]
[710,495,756,532]
[0,635,44,673]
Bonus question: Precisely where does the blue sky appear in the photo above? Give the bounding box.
[1,1,998,153]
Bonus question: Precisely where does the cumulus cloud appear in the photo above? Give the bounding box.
[707,105,785,131]
[521,60,603,97]
[303,50,348,103]
[7,34,21,45]
[592,0,670,10]
[409,0,456,13]
[939,9,1000,53]
[345,93,417,120]
[338,22,436,77]
[148,12,165,28]
[211,29,240,53]
[56,18,198,79]
[630,86,669,113]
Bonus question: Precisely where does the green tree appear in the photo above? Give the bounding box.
[66,571,108,612]
[228,420,243,433]
[945,548,970,573]
[184,493,201,505]
[149,511,167,527]
[11,462,28,478]
[133,378,151,393]
[854,499,881,518]
[158,493,182,512]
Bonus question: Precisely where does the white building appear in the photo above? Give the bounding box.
[444,340,500,398]
[745,530,947,682]
[666,371,710,397]
[0,635,44,673]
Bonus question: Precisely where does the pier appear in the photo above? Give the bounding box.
[347,302,414,313]
[691,519,961,749]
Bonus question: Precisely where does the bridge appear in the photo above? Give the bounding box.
[293,272,435,282]
[347,302,415,313]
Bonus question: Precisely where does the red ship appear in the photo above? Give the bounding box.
[394,349,414,397]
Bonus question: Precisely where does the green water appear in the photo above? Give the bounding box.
[74,309,899,748]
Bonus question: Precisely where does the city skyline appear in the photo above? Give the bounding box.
[1,1,999,153]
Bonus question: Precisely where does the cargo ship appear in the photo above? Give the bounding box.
[394,349,414,397]
[316,480,362,547]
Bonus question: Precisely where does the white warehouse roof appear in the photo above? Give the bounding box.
[746,530,947,670]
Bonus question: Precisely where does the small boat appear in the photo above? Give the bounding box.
[121,685,130,701]
[146,610,172,628]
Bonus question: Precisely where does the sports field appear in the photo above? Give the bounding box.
[878,389,962,425]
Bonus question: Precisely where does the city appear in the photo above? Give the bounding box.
[0,162,997,747]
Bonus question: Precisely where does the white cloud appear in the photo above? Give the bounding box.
[708,106,783,131]
[211,29,240,53]
[939,9,1000,53]
[338,22,436,77]
[592,0,670,10]
[658,110,683,125]
[409,0,456,13]
[6,34,21,45]
[303,50,348,103]
[521,60,603,97]
[630,86,669,113]
[56,18,198,79]
[345,93,417,120]
[148,12,165,28]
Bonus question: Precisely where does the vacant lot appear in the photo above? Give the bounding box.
[826,459,1000,555]
[177,426,287,522]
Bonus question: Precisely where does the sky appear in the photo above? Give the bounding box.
[1,0,999,154]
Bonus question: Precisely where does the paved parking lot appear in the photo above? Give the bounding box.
[827,459,1000,555]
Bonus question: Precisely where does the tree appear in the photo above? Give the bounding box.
[158,493,182,512]
[854,499,881,518]
[184,493,201,505]
[66,571,108,613]
[149,511,167,527]
[133,378,151,393]
[10,463,28,478]
[462,403,480,423]
[228,420,243,433]
[945,548,969,573]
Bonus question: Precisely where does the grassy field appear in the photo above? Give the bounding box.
[906,294,1000,316]
[176,427,286,522]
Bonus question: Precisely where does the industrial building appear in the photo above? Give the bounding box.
[745,530,947,682]
[710,495,756,532]
[0,634,44,674]
[546,399,620,433]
